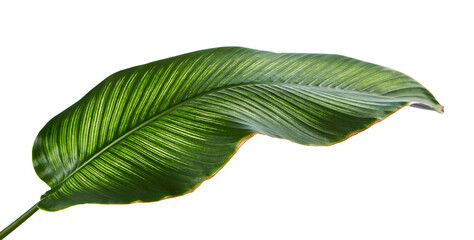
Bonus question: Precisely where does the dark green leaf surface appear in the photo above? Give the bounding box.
[33,47,442,211]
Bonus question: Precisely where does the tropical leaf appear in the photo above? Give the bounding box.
[30,47,442,212]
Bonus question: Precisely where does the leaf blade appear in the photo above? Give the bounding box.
[33,47,442,211]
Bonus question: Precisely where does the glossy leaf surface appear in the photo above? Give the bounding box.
[33,47,442,211]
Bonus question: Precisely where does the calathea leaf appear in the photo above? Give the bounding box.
[32,47,442,211]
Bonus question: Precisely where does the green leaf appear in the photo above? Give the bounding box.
[32,47,442,211]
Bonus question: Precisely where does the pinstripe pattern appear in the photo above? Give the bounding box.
[33,47,442,211]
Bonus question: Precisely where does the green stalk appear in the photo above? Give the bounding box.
[0,203,39,239]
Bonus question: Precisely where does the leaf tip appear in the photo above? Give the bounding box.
[409,103,444,114]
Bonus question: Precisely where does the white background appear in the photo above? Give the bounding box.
[0,1,472,239]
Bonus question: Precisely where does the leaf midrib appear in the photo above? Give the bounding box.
[42,81,410,198]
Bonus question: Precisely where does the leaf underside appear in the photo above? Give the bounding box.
[32,47,442,211]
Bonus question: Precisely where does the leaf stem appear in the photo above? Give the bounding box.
[0,203,39,239]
